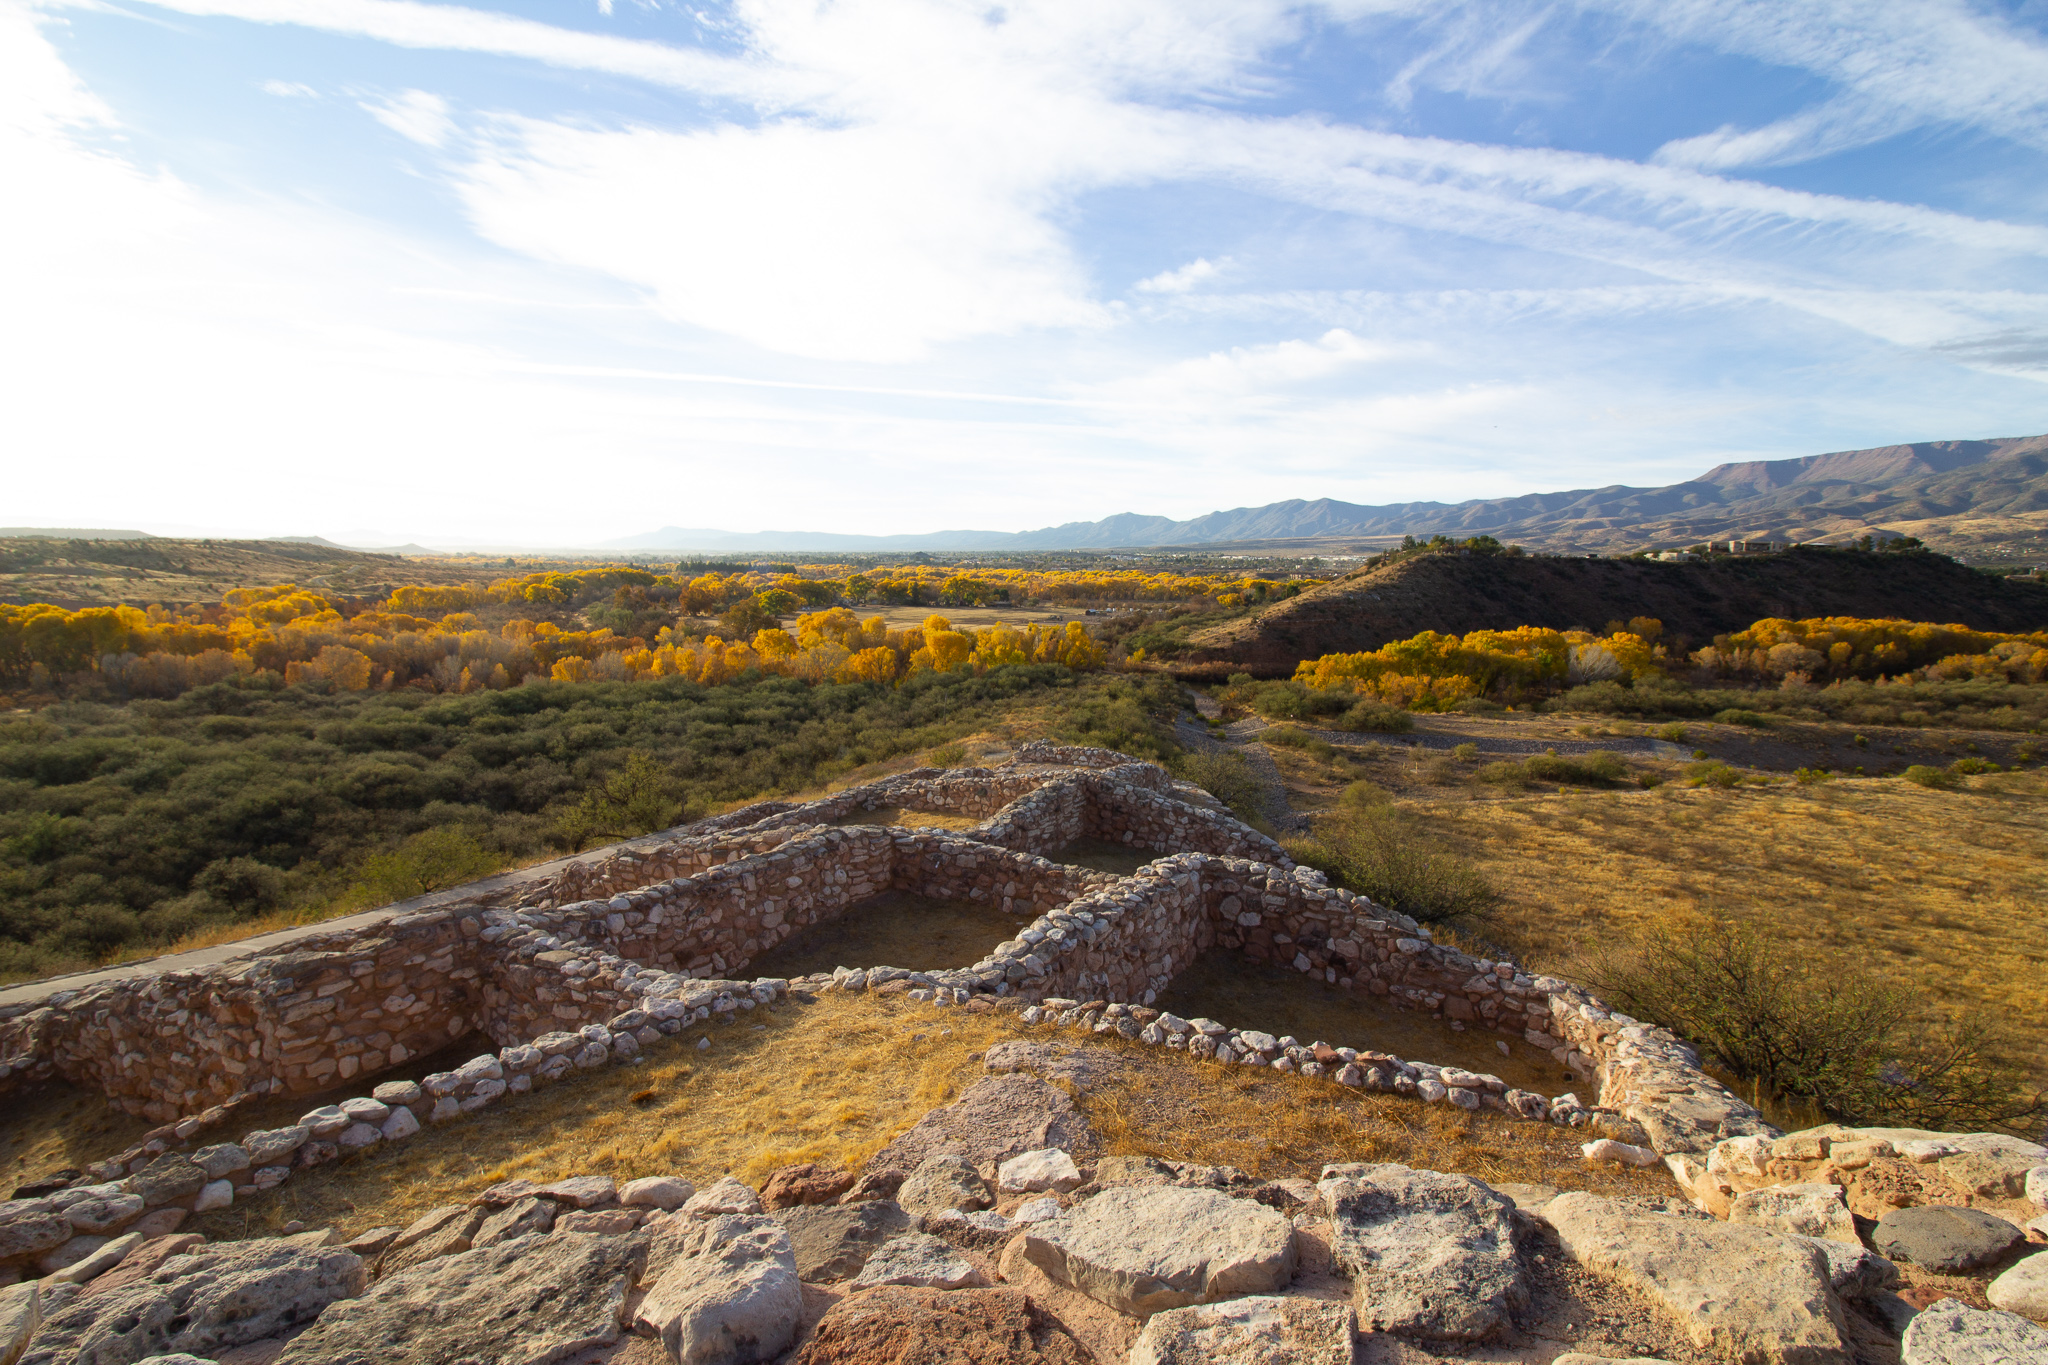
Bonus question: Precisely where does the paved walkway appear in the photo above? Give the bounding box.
[0,826,692,1010]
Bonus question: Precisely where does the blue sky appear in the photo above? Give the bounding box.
[6,0,2048,545]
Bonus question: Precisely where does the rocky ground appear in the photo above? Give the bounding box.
[4,1045,2043,1365]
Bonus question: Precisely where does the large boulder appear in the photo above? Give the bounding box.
[779,1202,913,1283]
[1,1283,38,1365]
[786,1286,1090,1365]
[1317,1163,1524,1341]
[1871,1207,2027,1275]
[895,1155,992,1220]
[1544,1192,1849,1365]
[633,1214,802,1365]
[1127,1296,1358,1365]
[21,1238,365,1365]
[1020,1185,1296,1318]
[1986,1251,2048,1321]
[1729,1184,1860,1246]
[1900,1297,2048,1365]
[865,1076,1095,1178]
[760,1164,855,1210]
[274,1229,644,1365]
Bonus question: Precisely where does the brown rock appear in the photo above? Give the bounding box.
[78,1234,204,1300]
[787,1286,1092,1364]
[377,1204,487,1277]
[764,1164,859,1211]
[842,1171,907,1205]
[129,1207,188,1240]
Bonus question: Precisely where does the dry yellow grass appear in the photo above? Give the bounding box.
[184,992,1665,1243]
[2,1083,154,1194]
[1417,769,2048,1083]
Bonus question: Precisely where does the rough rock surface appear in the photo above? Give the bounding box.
[849,1234,987,1290]
[864,1076,1095,1178]
[1126,1295,1358,1365]
[1872,1207,2027,1274]
[1899,1297,2048,1365]
[1317,1163,1524,1341]
[1985,1250,2048,1321]
[779,1202,913,1283]
[77,1236,203,1301]
[894,1155,992,1220]
[998,1150,1082,1195]
[1729,1184,1860,1246]
[634,1214,802,1365]
[274,1229,644,1365]
[1021,1185,1296,1318]
[1544,1191,1848,1365]
[786,1286,1091,1365]
[1,1284,38,1365]
[470,1196,556,1250]
[623,1176,697,1212]
[22,1239,365,1365]
[761,1164,857,1211]
[684,1178,765,1220]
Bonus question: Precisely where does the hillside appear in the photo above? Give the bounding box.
[607,432,2048,561]
[1174,546,2048,676]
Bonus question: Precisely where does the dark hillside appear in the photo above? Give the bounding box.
[1175,548,2048,676]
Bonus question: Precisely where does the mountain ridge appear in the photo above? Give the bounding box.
[607,432,2048,555]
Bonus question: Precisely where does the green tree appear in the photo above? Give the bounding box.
[348,827,502,906]
[556,751,692,849]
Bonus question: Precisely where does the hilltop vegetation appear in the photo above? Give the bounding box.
[1178,540,2048,676]
[0,667,1183,982]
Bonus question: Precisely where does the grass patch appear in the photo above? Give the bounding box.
[1282,801,1498,927]
[178,992,1664,1242]
[1174,750,1263,818]
[1420,769,2048,1091]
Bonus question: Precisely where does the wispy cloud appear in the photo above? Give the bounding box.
[360,88,454,146]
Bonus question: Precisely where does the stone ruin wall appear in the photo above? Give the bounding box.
[0,742,1775,1224]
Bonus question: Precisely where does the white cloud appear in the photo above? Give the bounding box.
[360,88,454,146]
[1134,257,1221,293]
[260,78,316,97]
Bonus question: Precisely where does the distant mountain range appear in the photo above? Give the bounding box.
[608,433,2048,555]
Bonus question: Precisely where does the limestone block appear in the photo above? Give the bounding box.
[1986,1252,2048,1321]
[1873,1207,2026,1274]
[633,1214,802,1365]
[998,1149,1082,1194]
[192,1182,232,1213]
[241,1128,308,1167]
[1318,1163,1524,1341]
[1900,1298,2048,1365]
[1128,1296,1358,1365]
[1021,1185,1296,1318]
[1730,1183,1860,1246]
[683,1178,765,1220]
[848,1233,986,1290]
[622,1177,697,1212]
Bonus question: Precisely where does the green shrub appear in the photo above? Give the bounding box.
[1452,696,1504,714]
[1656,722,1688,742]
[1488,748,1628,787]
[1338,779,1390,809]
[1902,764,1958,789]
[1262,725,1336,760]
[1683,759,1743,788]
[1792,767,1832,785]
[1451,742,1478,762]
[1583,916,2044,1134]
[1476,761,1529,789]
[1175,750,1263,817]
[1282,804,1497,927]
[1949,756,2002,775]
[1337,701,1413,733]
[1712,709,1771,728]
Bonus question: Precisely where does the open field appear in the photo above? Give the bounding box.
[1248,716,2048,1090]
[162,992,1666,1244]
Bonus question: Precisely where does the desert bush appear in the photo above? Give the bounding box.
[554,750,698,850]
[925,742,969,767]
[1263,725,1336,760]
[1054,675,1183,760]
[1949,756,2002,775]
[1337,700,1413,733]
[1338,779,1390,809]
[1712,708,1772,727]
[1902,764,1958,789]
[1176,750,1263,817]
[1452,742,1478,761]
[347,827,505,905]
[1282,805,1497,926]
[1655,722,1688,742]
[1792,767,1832,785]
[1481,749,1627,788]
[1452,696,1505,714]
[1582,916,2044,1134]
[1683,759,1744,788]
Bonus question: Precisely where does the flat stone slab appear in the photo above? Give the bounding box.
[24,1238,366,1365]
[1127,1295,1358,1365]
[1544,1191,1849,1365]
[1900,1297,2048,1365]
[865,1074,1095,1178]
[1021,1185,1297,1318]
[1730,1184,1860,1246]
[849,1233,986,1290]
[1871,1206,2027,1274]
[787,1286,1091,1364]
[1318,1163,1525,1342]
[779,1201,913,1283]
[275,1230,645,1365]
